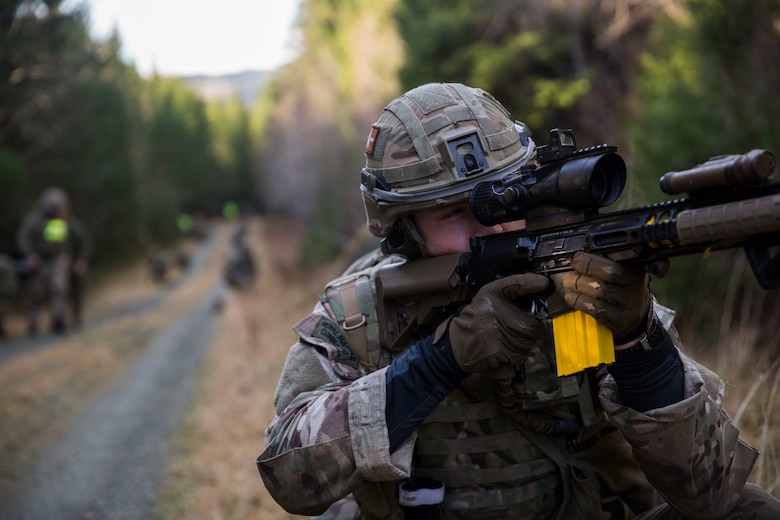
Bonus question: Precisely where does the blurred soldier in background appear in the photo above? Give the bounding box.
[0,254,17,338]
[16,187,92,335]
[223,223,257,289]
[145,246,170,284]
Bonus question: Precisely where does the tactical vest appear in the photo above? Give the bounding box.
[318,253,656,518]
[33,218,70,260]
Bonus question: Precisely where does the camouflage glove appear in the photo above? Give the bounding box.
[560,252,652,341]
[439,273,549,375]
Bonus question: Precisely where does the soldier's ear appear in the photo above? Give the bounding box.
[381,219,422,260]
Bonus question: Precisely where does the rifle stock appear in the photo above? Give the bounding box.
[375,149,780,365]
[375,252,465,353]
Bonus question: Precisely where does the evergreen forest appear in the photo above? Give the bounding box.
[2,0,779,353]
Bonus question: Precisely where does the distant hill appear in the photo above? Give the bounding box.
[181,70,272,106]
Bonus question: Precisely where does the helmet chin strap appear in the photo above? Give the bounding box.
[380,215,431,260]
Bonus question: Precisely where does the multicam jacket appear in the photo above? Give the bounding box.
[16,209,92,264]
[258,250,758,519]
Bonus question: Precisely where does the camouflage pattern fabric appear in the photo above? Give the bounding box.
[258,248,776,519]
[321,253,405,371]
[16,208,92,332]
[599,354,759,516]
[311,493,361,520]
[24,253,71,331]
[635,483,780,519]
[0,254,16,298]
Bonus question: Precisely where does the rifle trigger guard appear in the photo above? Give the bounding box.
[528,297,548,320]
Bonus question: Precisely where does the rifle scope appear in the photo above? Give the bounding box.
[470,148,627,226]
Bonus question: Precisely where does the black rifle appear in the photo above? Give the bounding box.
[374,129,780,357]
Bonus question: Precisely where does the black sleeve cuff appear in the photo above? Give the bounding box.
[385,334,465,451]
[607,323,684,412]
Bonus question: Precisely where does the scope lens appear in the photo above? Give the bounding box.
[555,153,626,209]
[589,154,625,206]
[589,167,607,204]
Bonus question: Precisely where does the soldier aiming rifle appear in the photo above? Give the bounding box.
[257,82,780,519]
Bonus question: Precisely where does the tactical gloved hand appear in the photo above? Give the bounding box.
[560,252,652,341]
[439,273,549,376]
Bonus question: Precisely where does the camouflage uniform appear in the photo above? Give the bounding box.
[16,188,92,334]
[258,250,779,519]
[0,254,17,337]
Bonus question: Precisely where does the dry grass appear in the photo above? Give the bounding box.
[679,272,780,498]
[714,367,779,498]
[715,354,780,498]
[730,357,780,497]
[157,217,341,519]
[0,224,231,500]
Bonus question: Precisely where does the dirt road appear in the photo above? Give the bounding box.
[0,218,318,519]
[0,287,223,519]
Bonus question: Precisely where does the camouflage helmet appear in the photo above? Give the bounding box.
[361,83,536,239]
[38,187,70,218]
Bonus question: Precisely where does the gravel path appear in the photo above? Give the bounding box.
[0,232,226,520]
[0,231,216,366]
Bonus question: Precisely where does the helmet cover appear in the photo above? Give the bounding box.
[361,82,535,237]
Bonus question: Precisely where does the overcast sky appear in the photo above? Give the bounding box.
[63,0,301,76]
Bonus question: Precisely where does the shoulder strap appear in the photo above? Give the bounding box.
[322,254,407,371]
[326,274,373,366]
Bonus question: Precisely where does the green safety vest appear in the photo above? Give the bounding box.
[43,219,69,243]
